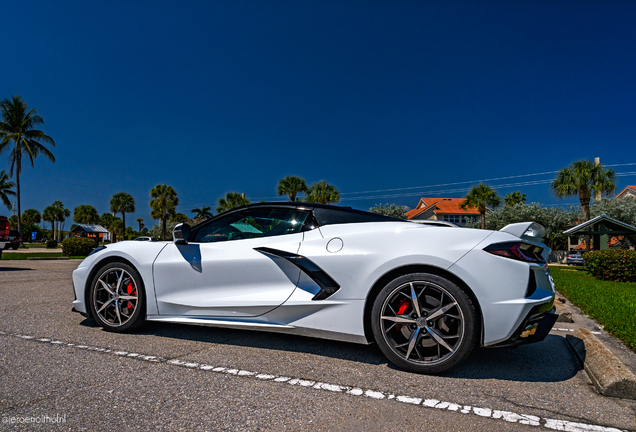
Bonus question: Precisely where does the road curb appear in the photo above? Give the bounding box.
[26,257,69,260]
[566,328,636,400]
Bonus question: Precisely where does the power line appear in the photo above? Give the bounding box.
[340,170,560,196]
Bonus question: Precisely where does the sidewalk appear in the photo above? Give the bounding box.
[4,248,61,253]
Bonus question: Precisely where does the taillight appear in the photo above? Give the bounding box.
[484,241,545,263]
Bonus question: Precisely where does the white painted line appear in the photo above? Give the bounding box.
[1,331,626,432]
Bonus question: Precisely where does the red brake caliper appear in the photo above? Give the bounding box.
[125,283,135,312]
[395,298,410,331]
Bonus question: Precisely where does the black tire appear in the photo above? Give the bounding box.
[371,273,478,374]
[89,262,145,332]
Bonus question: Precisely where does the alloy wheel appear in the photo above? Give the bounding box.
[92,267,139,327]
[379,281,465,366]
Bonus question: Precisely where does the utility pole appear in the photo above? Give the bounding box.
[594,157,602,202]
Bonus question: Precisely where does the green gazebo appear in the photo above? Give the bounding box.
[563,213,636,251]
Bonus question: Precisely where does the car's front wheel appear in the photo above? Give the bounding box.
[371,273,478,374]
[89,262,145,332]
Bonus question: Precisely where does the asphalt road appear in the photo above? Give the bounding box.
[0,260,634,431]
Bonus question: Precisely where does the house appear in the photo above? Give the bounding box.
[71,224,110,241]
[405,198,480,227]
[616,186,636,199]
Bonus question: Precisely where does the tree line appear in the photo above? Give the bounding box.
[0,94,623,248]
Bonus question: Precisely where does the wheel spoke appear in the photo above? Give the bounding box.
[96,298,114,314]
[98,279,115,296]
[409,283,421,318]
[387,303,398,315]
[381,315,416,324]
[115,271,124,293]
[405,327,421,359]
[427,301,458,321]
[426,326,455,353]
[118,295,137,301]
[114,301,122,324]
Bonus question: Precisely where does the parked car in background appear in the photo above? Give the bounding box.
[4,230,21,250]
[133,236,159,242]
[0,216,9,255]
[566,251,584,266]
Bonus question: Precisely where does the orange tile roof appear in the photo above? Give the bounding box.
[616,186,636,198]
[406,198,480,220]
[405,201,438,219]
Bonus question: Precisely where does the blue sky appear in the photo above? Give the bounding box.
[2,1,635,227]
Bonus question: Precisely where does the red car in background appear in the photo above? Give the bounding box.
[5,230,21,250]
[0,216,9,256]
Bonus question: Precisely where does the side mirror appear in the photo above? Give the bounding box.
[173,223,191,245]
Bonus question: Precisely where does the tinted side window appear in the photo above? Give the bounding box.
[192,208,310,243]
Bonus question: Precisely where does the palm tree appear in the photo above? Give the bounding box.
[0,95,55,238]
[191,206,213,220]
[44,201,60,240]
[149,185,179,240]
[100,212,117,242]
[551,159,616,251]
[277,176,308,201]
[21,208,41,240]
[0,169,16,211]
[73,205,100,224]
[460,183,501,229]
[60,208,71,238]
[108,218,123,242]
[49,201,66,241]
[171,212,189,223]
[216,192,250,214]
[305,181,340,205]
[136,217,144,232]
[42,205,55,233]
[110,192,136,241]
[504,191,527,207]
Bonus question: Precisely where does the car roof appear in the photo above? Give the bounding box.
[200,202,403,227]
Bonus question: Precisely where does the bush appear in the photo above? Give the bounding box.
[45,240,57,249]
[584,250,636,282]
[61,237,97,257]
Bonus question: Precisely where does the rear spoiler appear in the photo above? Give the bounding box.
[500,222,546,243]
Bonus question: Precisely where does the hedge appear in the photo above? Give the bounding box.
[46,240,57,249]
[584,250,636,282]
[61,237,97,257]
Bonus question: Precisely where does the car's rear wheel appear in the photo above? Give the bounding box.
[371,273,478,374]
[89,262,145,332]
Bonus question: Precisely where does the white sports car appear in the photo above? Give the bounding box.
[72,203,558,373]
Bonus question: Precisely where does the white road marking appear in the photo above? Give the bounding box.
[2,331,626,432]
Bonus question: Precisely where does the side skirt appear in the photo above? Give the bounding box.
[146,315,370,345]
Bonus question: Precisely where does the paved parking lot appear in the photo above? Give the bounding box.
[1,260,634,431]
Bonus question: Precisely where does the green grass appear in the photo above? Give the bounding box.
[550,266,636,351]
[1,252,85,260]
